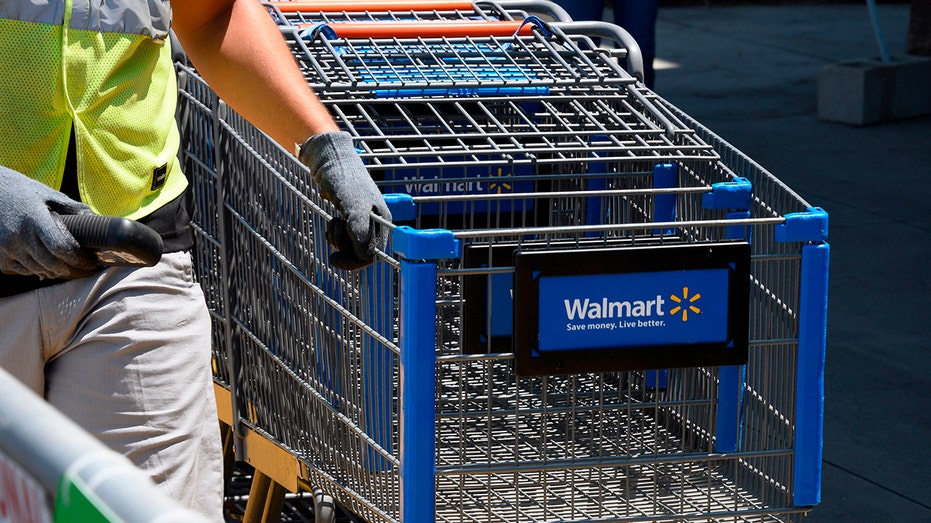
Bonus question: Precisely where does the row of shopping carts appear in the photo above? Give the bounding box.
[175,1,829,522]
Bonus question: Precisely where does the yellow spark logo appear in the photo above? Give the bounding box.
[488,168,513,194]
[669,287,701,321]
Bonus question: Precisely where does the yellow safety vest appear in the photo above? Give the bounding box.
[0,0,187,220]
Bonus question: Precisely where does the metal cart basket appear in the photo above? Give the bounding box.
[175,6,828,523]
[263,0,573,26]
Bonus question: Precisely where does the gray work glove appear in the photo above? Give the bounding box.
[298,132,391,270]
[0,166,99,280]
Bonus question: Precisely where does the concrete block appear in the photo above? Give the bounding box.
[817,55,931,125]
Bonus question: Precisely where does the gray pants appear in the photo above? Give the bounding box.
[0,251,223,521]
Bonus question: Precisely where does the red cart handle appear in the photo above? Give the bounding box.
[297,20,534,38]
[270,1,477,12]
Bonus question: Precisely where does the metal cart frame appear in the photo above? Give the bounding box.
[175,4,828,522]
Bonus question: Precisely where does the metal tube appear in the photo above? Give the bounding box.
[553,20,645,82]
[793,243,830,507]
[866,0,891,62]
[0,367,210,522]
[485,0,573,22]
[399,260,439,522]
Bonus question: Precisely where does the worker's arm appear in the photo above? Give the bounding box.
[171,0,391,270]
[171,0,337,149]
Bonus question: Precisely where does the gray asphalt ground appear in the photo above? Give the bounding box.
[636,3,930,522]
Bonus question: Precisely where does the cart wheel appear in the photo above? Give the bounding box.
[313,487,336,523]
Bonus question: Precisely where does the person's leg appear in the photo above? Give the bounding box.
[41,251,223,521]
[0,291,46,393]
[613,0,660,88]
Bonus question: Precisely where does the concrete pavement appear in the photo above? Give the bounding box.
[647,4,931,522]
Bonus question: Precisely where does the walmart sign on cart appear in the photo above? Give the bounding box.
[542,268,730,351]
[514,243,750,376]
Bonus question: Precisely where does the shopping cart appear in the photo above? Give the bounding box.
[281,16,648,90]
[176,6,828,523]
[181,2,671,390]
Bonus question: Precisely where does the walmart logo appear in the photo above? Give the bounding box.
[488,168,513,194]
[669,287,701,321]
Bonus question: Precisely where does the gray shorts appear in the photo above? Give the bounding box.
[0,251,223,521]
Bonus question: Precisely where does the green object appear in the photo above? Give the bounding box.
[54,474,120,523]
[0,11,187,220]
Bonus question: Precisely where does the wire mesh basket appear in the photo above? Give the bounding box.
[176,7,827,522]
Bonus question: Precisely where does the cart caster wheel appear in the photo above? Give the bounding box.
[313,487,336,523]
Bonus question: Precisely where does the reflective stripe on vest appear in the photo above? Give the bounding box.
[0,0,171,39]
[0,0,185,220]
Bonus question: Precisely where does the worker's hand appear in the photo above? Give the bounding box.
[0,166,99,279]
[298,132,391,270]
